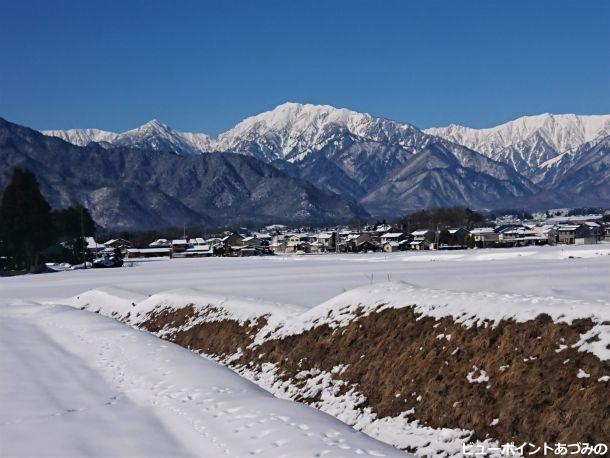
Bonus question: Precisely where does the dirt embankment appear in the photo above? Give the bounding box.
[137,303,609,452]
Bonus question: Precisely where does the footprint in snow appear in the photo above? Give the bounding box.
[251,429,275,439]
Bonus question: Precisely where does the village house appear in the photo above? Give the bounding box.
[557,224,595,245]
[149,238,171,248]
[269,234,287,253]
[409,239,432,250]
[103,238,132,250]
[126,247,172,259]
[171,239,189,253]
[179,243,215,258]
[470,228,500,248]
[380,232,407,245]
[241,235,272,255]
[532,225,557,245]
[355,240,380,253]
[383,241,400,253]
[221,232,244,247]
[497,225,542,246]
[85,237,104,254]
[447,228,470,246]
[604,224,610,242]
[584,222,602,242]
[411,230,437,249]
[315,232,336,251]
[345,233,372,252]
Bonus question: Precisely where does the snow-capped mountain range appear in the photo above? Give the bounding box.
[40,103,610,217]
[45,119,213,156]
[425,113,610,174]
[43,104,610,171]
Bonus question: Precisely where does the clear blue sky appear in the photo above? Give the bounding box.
[1,0,608,135]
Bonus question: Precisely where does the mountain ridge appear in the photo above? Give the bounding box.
[3,117,368,230]
[425,113,610,174]
[35,104,610,217]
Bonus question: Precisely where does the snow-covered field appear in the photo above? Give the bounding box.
[2,244,609,307]
[1,244,609,457]
[0,302,404,457]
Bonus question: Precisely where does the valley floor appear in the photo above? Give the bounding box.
[1,244,609,457]
[2,244,609,306]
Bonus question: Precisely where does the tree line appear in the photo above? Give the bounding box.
[0,168,95,273]
[395,207,487,232]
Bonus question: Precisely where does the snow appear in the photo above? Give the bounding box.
[238,364,502,458]
[42,105,609,181]
[49,245,610,361]
[2,244,609,308]
[576,369,590,379]
[42,127,119,146]
[0,302,404,457]
[2,243,609,456]
[44,102,425,163]
[256,280,610,361]
[425,113,610,159]
[467,367,490,384]
[215,102,425,162]
[43,119,212,156]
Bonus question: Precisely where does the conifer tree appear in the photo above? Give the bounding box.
[0,168,55,271]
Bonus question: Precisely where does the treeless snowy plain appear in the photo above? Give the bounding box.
[1,244,609,457]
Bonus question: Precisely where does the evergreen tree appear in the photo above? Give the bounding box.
[438,229,452,245]
[52,205,96,264]
[0,168,55,271]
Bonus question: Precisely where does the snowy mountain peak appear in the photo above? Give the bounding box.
[44,119,212,156]
[133,118,170,132]
[42,128,119,147]
[425,113,610,172]
[426,113,610,154]
[215,102,424,161]
[121,119,177,139]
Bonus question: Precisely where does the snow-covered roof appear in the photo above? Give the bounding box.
[172,239,188,245]
[316,233,333,240]
[381,232,403,238]
[187,245,212,252]
[127,248,171,254]
[470,228,495,234]
[557,225,580,231]
[412,230,433,236]
[149,238,171,247]
[85,237,100,249]
[375,225,392,232]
